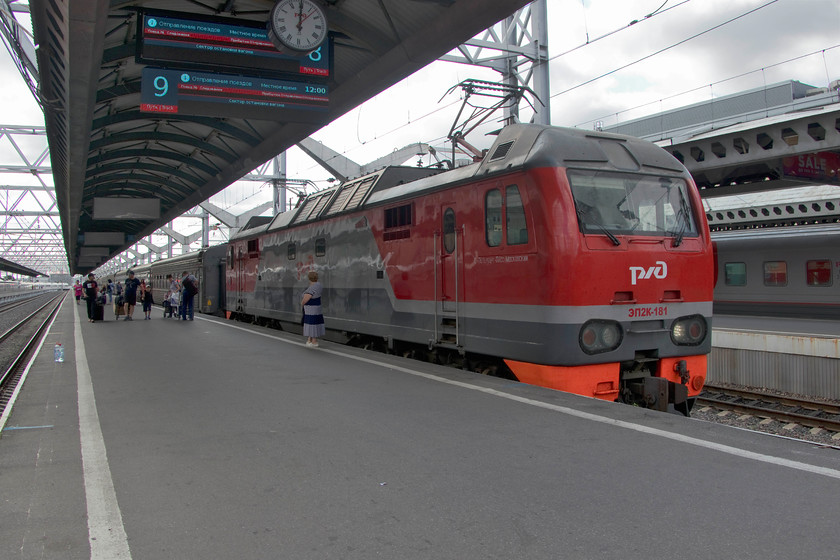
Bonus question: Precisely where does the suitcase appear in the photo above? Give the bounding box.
[93,303,105,321]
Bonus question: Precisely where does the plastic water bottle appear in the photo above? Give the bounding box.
[54,343,64,363]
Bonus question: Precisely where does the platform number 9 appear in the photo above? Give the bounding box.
[153,76,168,97]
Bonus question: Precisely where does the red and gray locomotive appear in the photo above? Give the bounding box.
[225,123,714,413]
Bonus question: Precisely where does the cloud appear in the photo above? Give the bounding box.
[3,0,839,272]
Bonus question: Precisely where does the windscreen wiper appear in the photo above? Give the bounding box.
[577,208,620,246]
[671,188,690,247]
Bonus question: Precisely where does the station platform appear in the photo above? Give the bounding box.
[2,296,840,559]
[710,315,840,399]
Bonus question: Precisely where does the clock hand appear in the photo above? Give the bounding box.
[297,0,304,31]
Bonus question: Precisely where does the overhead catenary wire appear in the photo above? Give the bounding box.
[551,0,692,63]
[550,0,779,99]
[574,44,840,129]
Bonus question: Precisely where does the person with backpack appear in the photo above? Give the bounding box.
[180,270,198,321]
[123,270,141,321]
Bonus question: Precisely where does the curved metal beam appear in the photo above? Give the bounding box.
[86,148,221,176]
[86,161,206,186]
[83,174,195,198]
[91,110,263,146]
[88,131,239,163]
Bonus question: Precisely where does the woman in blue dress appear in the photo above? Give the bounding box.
[301,271,325,347]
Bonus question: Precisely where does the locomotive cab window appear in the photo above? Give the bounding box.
[287,243,296,261]
[485,190,502,247]
[807,260,832,286]
[484,186,529,247]
[569,170,697,239]
[315,238,326,257]
[506,186,528,245]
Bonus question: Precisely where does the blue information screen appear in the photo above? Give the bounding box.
[140,67,329,122]
[137,9,330,79]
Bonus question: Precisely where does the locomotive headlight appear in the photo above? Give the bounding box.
[670,315,707,345]
[579,320,623,354]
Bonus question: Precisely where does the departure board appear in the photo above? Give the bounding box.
[137,9,331,79]
[140,67,329,122]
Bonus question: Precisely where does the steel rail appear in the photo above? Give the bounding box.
[702,383,840,415]
[0,292,65,390]
[697,385,840,432]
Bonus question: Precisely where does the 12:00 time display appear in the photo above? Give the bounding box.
[140,67,329,122]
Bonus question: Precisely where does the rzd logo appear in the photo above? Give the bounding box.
[629,261,667,285]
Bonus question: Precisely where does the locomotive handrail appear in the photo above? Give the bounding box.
[433,231,439,346]
[455,225,461,348]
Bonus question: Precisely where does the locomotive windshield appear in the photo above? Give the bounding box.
[568,170,698,241]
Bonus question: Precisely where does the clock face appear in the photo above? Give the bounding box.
[268,0,328,54]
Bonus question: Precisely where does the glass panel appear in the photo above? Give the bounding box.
[443,208,456,254]
[568,170,698,239]
[724,262,746,286]
[807,260,832,286]
[315,238,326,257]
[506,185,528,245]
[485,190,502,247]
[287,243,296,261]
[763,261,787,286]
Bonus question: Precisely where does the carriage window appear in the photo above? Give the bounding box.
[315,238,326,257]
[763,261,787,287]
[506,185,528,245]
[485,189,502,247]
[287,243,296,260]
[724,262,746,286]
[443,208,456,254]
[807,260,832,286]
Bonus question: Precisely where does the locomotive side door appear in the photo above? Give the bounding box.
[235,244,246,312]
[437,205,464,345]
[440,206,459,311]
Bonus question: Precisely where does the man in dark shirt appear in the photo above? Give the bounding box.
[123,270,141,321]
[180,270,197,321]
[83,273,99,323]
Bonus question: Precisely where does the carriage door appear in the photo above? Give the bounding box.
[437,206,463,345]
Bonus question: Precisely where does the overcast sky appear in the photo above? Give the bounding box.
[2,0,839,216]
[289,0,840,186]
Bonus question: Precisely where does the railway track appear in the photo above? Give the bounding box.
[0,292,66,418]
[696,383,840,434]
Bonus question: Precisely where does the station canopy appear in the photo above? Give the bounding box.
[33,0,530,274]
[0,256,43,277]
